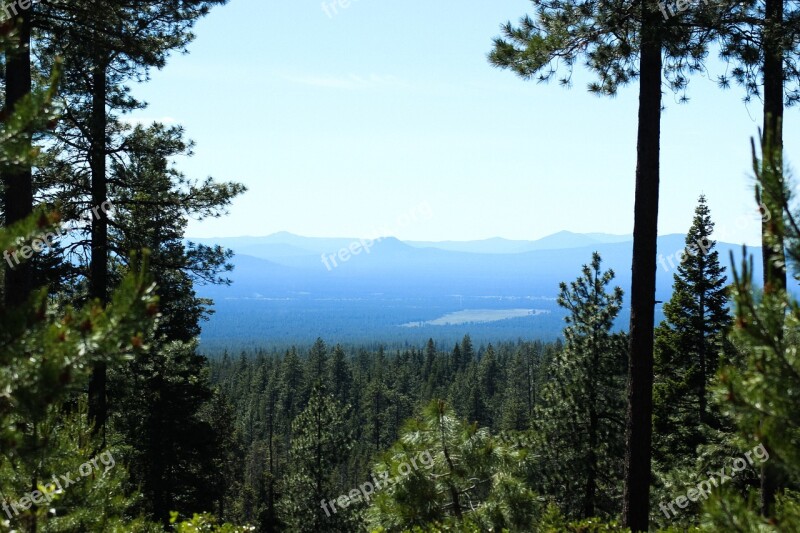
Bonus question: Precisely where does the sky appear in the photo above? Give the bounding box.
[126,0,800,245]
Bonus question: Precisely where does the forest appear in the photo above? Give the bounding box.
[2,0,800,533]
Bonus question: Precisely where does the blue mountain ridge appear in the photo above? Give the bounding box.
[189,232,764,351]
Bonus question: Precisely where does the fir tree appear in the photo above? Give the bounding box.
[654,196,732,463]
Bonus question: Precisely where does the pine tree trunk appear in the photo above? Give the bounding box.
[87,55,109,435]
[3,8,33,307]
[760,0,784,516]
[699,259,707,423]
[438,403,462,520]
[583,271,601,518]
[315,399,322,531]
[761,0,785,291]
[267,388,276,532]
[622,7,662,531]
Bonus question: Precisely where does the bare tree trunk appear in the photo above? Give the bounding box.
[3,7,33,307]
[87,55,109,436]
[622,5,662,531]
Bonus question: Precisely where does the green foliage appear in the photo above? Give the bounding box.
[279,384,353,532]
[530,253,627,519]
[0,223,158,449]
[712,0,800,106]
[498,345,536,432]
[702,139,800,528]
[365,400,540,532]
[170,512,255,533]
[488,0,712,97]
[653,196,734,479]
[210,339,553,531]
[0,214,159,529]
[537,504,631,532]
[108,123,244,340]
[94,119,244,524]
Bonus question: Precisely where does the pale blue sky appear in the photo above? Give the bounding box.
[127,0,799,245]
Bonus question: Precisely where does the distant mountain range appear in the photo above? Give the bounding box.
[188,231,764,352]
[407,231,632,254]
[191,230,634,258]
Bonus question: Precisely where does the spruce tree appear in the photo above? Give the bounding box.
[653,196,732,463]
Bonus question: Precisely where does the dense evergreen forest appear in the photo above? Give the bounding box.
[1,0,800,532]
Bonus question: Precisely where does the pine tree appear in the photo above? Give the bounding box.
[328,344,352,407]
[703,139,800,530]
[279,348,303,443]
[477,343,501,428]
[365,400,540,531]
[103,122,243,523]
[280,385,352,532]
[34,0,228,435]
[0,45,164,530]
[2,0,34,305]
[653,196,732,463]
[201,388,243,523]
[306,337,328,391]
[489,4,718,528]
[450,342,462,374]
[460,334,475,368]
[0,214,160,530]
[712,0,800,293]
[532,253,627,519]
[500,349,532,432]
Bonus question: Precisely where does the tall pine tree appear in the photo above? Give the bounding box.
[532,252,627,519]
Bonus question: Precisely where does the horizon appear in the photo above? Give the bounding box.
[186,228,761,247]
[126,0,795,245]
